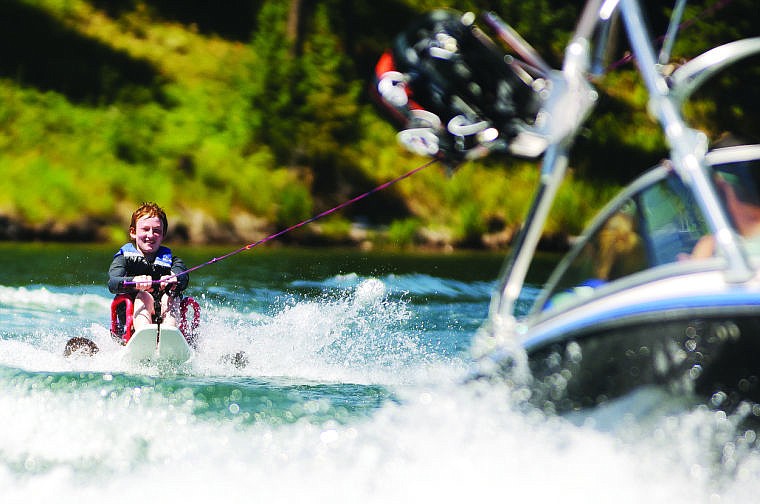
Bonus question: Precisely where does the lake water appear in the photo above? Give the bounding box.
[1,242,758,503]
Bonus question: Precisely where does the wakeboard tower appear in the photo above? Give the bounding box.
[374,4,760,414]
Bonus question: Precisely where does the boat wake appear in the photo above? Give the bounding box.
[195,277,469,384]
[2,274,760,501]
[0,278,468,385]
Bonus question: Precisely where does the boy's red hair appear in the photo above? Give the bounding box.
[130,202,168,234]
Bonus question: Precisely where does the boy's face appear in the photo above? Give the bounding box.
[130,215,165,256]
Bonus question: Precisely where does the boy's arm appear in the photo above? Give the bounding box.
[108,254,134,294]
[171,256,190,292]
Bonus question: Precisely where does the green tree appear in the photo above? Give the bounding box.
[248,1,299,163]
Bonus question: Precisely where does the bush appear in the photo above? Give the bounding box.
[387,218,421,248]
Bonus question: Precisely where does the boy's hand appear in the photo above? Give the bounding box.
[160,275,178,292]
[133,275,153,291]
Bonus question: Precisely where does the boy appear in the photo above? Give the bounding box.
[108,202,189,332]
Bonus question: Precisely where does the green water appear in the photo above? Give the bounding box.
[2,242,756,503]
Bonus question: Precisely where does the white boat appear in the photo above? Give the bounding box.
[479,145,760,413]
[375,0,760,412]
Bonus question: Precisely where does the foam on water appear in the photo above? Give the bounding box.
[292,272,494,300]
[185,278,466,385]
[0,279,465,382]
[1,376,759,503]
[2,279,760,502]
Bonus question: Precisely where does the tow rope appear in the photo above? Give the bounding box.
[126,1,736,287]
[139,157,438,284]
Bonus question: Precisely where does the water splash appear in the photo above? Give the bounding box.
[2,374,758,503]
[292,272,494,301]
[195,278,466,384]
[0,278,466,384]
[3,271,760,502]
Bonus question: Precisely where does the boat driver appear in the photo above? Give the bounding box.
[689,159,760,259]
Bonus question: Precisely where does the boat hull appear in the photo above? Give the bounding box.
[526,309,760,412]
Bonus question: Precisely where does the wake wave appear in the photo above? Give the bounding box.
[197,278,468,384]
[0,279,470,385]
[292,272,494,301]
[0,285,109,311]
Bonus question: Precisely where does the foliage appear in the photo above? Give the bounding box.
[387,218,422,248]
[0,0,757,247]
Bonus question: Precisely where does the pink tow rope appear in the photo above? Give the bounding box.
[152,158,438,283]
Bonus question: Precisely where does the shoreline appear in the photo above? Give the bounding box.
[0,215,571,253]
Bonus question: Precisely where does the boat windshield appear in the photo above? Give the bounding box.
[535,168,710,312]
[704,153,760,257]
[536,149,760,313]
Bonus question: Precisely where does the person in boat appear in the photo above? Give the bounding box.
[108,202,189,333]
[544,207,646,310]
[593,209,646,281]
[689,159,760,259]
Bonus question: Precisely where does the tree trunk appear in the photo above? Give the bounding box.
[287,0,302,50]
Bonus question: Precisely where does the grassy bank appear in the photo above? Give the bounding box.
[1,0,755,249]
